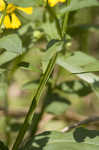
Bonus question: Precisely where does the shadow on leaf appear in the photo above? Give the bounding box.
[20,131,51,150]
[73,127,99,143]
[0,141,8,150]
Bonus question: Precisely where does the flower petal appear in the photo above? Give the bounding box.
[16,7,33,14]
[3,15,12,28]
[0,0,5,11]
[59,0,66,2]
[45,0,66,7]
[48,0,58,7]
[7,3,16,14]
[11,13,21,29]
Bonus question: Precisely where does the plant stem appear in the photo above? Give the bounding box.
[47,5,62,38]
[12,1,72,149]
[62,116,99,132]
[62,0,71,37]
[12,53,57,150]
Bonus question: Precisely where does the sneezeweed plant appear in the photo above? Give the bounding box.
[45,0,66,7]
[0,0,99,150]
[0,0,32,29]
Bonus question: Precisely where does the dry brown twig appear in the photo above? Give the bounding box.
[62,116,99,132]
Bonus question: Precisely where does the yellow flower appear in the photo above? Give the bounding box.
[45,0,66,7]
[0,0,33,29]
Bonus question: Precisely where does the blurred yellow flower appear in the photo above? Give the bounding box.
[0,0,32,29]
[45,0,66,7]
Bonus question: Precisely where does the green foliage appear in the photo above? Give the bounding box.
[57,52,99,83]
[45,92,70,115]
[7,0,43,7]
[61,0,99,14]
[20,128,99,150]
[0,141,8,150]
[0,51,19,66]
[0,0,99,150]
[0,34,22,54]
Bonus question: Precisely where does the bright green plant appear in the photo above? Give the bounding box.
[0,0,99,150]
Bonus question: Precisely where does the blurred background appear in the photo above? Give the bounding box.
[0,1,99,148]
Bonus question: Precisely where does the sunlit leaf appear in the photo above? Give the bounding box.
[45,93,71,115]
[0,34,23,54]
[61,0,99,14]
[20,128,99,150]
[7,0,43,6]
[57,51,99,84]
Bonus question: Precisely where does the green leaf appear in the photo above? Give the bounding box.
[0,51,20,66]
[82,61,99,72]
[57,51,99,98]
[7,0,43,6]
[57,51,99,84]
[23,80,39,90]
[0,141,8,150]
[20,128,99,150]
[60,51,95,68]
[0,34,23,54]
[41,20,60,40]
[59,80,92,97]
[61,0,99,14]
[45,101,69,115]
[45,93,71,115]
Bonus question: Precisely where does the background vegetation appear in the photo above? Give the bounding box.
[0,0,99,150]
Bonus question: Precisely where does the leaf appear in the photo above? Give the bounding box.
[41,20,60,40]
[61,51,95,68]
[83,61,99,73]
[59,80,92,97]
[45,93,71,115]
[7,0,43,7]
[20,128,99,150]
[57,51,99,98]
[0,34,23,54]
[0,141,8,150]
[45,101,69,115]
[0,51,19,66]
[61,0,99,14]
[23,80,39,90]
[57,51,99,84]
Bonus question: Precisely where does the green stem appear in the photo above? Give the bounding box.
[29,0,72,137]
[12,53,57,150]
[62,0,71,37]
[47,5,62,39]
[12,1,72,149]
[29,96,46,137]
